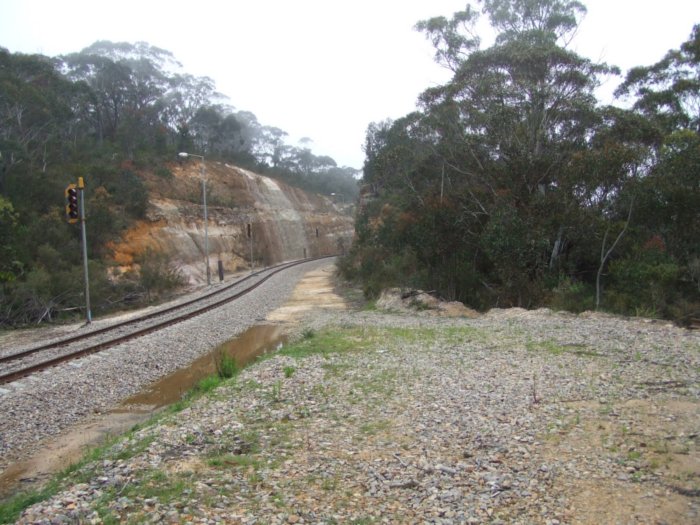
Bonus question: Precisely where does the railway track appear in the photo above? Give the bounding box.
[0,256,334,385]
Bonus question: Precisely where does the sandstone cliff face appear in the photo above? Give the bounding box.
[109,161,354,285]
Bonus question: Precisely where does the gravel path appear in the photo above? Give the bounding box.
[11,289,700,524]
[0,259,333,470]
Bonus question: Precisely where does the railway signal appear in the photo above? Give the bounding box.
[63,177,92,324]
[65,184,79,224]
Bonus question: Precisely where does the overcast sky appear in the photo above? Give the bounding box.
[1,0,699,169]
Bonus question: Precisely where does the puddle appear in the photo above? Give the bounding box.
[119,323,287,410]
[0,324,287,498]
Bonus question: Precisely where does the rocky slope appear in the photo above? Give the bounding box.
[109,161,354,285]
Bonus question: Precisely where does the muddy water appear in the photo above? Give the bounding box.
[119,324,287,410]
[0,324,287,498]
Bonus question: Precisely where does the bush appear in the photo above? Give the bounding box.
[137,248,187,302]
[608,255,680,315]
[550,278,595,313]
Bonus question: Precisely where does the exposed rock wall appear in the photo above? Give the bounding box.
[109,162,354,286]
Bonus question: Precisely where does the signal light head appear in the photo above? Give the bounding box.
[65,184,79,223]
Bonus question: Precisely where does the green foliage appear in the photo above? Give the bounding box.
[154,166,173,179]
[0,488,57,524]
[0,41,356,327]
[0,196,21,283]
[344,3,699,323]
[193,375,222,394]
[606,249,681,316]
[215,351,240,379]
[136,248,186,303]
[550,278,595,313]
[277,327,369,360]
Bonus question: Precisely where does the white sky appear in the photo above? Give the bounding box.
[1,0,699,169]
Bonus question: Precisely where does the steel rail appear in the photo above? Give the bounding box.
[0,256,334,384]
[0,258,316,365]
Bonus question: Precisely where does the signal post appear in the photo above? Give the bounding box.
[65,177,92,324]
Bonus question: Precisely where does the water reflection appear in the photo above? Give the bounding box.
[120,324,287,409]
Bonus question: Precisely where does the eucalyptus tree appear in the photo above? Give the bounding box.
[421,1,618,302]
[254,126,289,167]
[352,0,629,306]
[616,24,700,134]
[615,25,700,285]
[0,49,76,174]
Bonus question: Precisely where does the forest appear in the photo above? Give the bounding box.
[340,0,700,325]
[0,40,359,326]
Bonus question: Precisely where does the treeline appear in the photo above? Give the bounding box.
[341,0,699,324]
[0,40,358,326]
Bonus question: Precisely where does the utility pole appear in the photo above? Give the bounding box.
[178,152,210,285]
[78,177,91,323]
[248,220,254,273]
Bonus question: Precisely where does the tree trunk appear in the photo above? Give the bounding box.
[596,200,634,310]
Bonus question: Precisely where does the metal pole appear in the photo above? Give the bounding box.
[201,160,210,285]
[78,177,92,324]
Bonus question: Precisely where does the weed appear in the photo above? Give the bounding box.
[599,404,613,416]
[0,488,58,524]
[362,301,378,312]
[359,419,391,436]
[194,375,222,394]
[207,453,260,469]
[532,374,540,404]
[283,366,295,378]
[302,327,315,340]
[114,434,156,462]
[277,329,357,359]
[214,350,239,379]
[322,362,352,377]
[627,450,642,461]
[321,477,339,491]
[269,380,283,403]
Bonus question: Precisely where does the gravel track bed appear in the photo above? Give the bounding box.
[13,302,700,524]
[0,259,331,469]
[0,264,298,362]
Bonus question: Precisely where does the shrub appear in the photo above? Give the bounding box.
[550,278,595,313]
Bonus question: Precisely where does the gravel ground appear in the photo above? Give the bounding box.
[0,259,332,470]
[11,290,700,524]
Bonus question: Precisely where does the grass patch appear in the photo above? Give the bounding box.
[526,339,566,355]
[277,325,480,362]
[215,352,239,379]
[91,468,191,521]
[362,300,378,312]
[359,419,392,436]
[194,375,222,394]
[0,486,59,524]
[0,429,158,524]
[277,327,370,359]
[112,434,156,462]
[321,362,352,377]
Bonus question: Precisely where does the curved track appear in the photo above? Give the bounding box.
[0,256,334,385]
